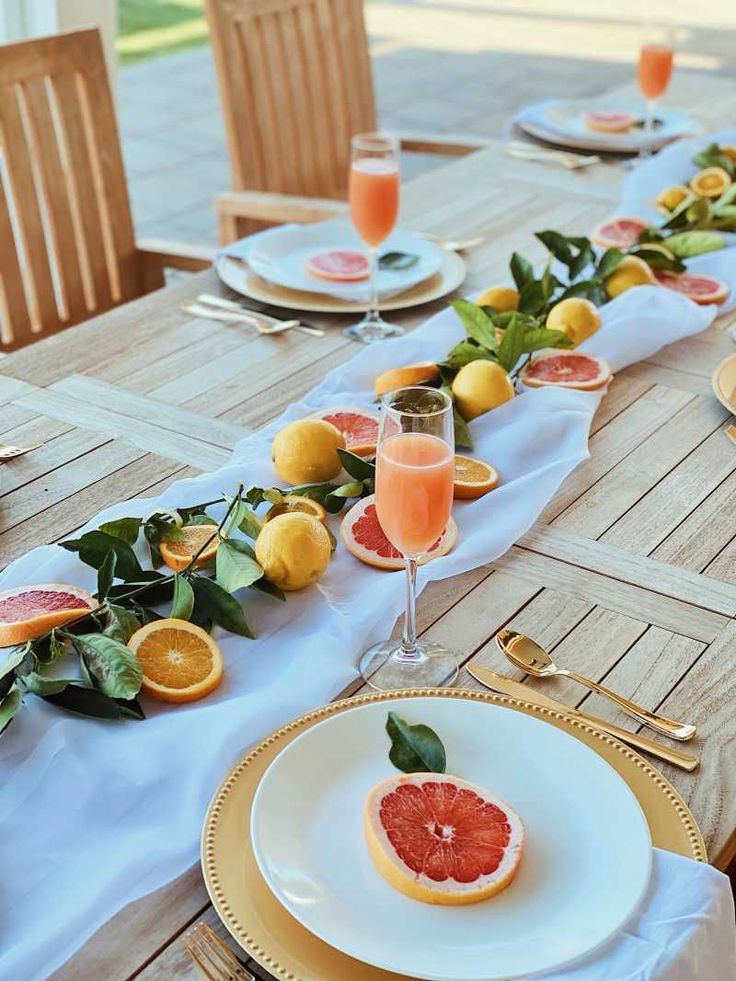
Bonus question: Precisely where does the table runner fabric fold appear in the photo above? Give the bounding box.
[0,261,732,979]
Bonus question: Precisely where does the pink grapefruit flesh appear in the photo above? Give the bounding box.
[340,494,457,570]
[654,270,729,305]
[311,408,379,457]
[582,110,635,133]
[305,250,369,282]
[0,584,96,647]
[365,773,524,905]
[590,216,650,250]
[522,351,611,391]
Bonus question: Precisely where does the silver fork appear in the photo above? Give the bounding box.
[183,922,255,980]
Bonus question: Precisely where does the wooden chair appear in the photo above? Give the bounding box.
[0,29,214,351]
[204,0,492,242]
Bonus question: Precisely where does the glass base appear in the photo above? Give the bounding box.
[359,640,459,692]
[343,312,404,344]
[730,323,736,344]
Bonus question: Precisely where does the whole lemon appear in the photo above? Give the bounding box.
[604,255,656,299]
[655,185,690,212]
[474,285,519,312]
[545,297,601,346]
[272,419,345,485]
[451,360,515,421]
[255,512,332,591]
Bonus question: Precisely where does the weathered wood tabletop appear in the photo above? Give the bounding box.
[1,73,734,980]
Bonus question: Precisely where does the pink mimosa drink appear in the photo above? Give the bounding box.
[349,158,399,248]
[637,44,673,100]
[375,432,454,556]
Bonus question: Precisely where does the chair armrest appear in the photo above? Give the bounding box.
[397,131,493,157]
[216,190,348,243]
[137,239,216,272]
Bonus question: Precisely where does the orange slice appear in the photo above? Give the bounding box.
[159,524,220,572]
[265,495,327,523]
[453,455,500,499]
[128,618,224,703]
[374,361,440,396]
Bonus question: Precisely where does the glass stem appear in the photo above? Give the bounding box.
[642,100,655,159]
[400,556,419,658]
[367,246,379,321]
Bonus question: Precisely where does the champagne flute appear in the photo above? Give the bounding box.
[345,133,402,344]
[359,387,458,690]
[637,27,674,161]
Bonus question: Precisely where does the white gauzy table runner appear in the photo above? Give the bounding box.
[2,255,736,978]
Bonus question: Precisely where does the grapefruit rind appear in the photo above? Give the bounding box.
[364,773,525,905]
[522,351,612,391]
[0,583,96,647]
[340,494,457,570]
[305,250,369,282]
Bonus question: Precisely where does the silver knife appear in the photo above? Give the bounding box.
[466,663,698,772]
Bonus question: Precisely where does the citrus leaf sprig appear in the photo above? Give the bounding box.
[247,448,375,515]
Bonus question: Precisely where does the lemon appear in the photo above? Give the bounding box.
[272,419,345,486]
[545,298,601,346]
[604,255,656,299]
[689,167,732,200]
[474,286,519,313]
[255,512,332,591]
[721,146,736,165]
[451,360,514,421]
[655,185,690,212]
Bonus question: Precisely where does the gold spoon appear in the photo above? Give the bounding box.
[496,629,696,741]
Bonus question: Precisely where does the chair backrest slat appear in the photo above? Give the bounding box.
[206,0,376,201]
[0,29,140,349]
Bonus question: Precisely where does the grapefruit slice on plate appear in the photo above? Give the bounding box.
[305,250,369,282]
[341,494,457,569]
[522,351,612,391]
[365,773,524,905]
[0,584,96,646]
[582,110,635,133]
[591,216,650,249]
[311,408,379,457]
[654,270,729,305]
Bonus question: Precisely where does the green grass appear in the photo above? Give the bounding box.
[117,0,208,65]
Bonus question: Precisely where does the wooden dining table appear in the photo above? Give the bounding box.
[1,71,735,980]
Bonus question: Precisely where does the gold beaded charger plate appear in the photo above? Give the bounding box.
[215,249,466,314]
[712,352,736,414]
[201,688,705,981]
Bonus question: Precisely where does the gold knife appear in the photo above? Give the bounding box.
[466,664,699,772]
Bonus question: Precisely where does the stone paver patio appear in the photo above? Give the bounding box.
[118,0,736,246]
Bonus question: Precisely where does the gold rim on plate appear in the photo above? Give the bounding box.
[216,249,466,314]
[712,352,736,414]
[201,688,706,981]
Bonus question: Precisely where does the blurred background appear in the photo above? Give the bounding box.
[2,0,733,244]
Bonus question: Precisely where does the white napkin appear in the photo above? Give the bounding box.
[0,264,730,979]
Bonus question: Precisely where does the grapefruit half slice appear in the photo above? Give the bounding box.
[341,494,457,570]
[654,270,729,305]
[305,250,369,282]
[522,351,611,391]
[582,110,635,133]
[311,407,379,457]
[0,583,96,646]
[365,773,524,905]
[590,215,650,249]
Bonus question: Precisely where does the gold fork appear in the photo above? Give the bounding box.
[183,922,255,980]
[0,442,42,460]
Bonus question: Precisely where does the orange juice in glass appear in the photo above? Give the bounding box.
[345,133,401,344]
[637,31,674,159]
[359,387,459,690]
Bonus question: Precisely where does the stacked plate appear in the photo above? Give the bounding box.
[515,99,699,154]
[215,220,466,314]
[202,689,705,981]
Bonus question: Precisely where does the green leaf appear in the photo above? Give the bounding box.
[452,405,473,449]
[628,246,685,273]
[450,299,497,349]
[567,237,595,279]
[443,338,493,369]
[60,530,143,581]
[192,577,254,638]
[535,229,572,265]
[520,328,572,354]
[509,251,534,291]
[107,572,173,606]
[495,313,528,372]
[170,575,195,620]
[638,226,664,244]
[663,230,726,258]
[98,517,142,546]
[235,503,263,541]
[97,550,117,601]
[325,482,363,511]
[693,141,735,178]
[249,577,286,601]
[216,540,264,593]
[517,280,548,316]
[0,648,27,699]
[379,251,419,270]
[21,673,74,696]
[72,634,143,699]
[42,684,144,721]
[0,687,23,735]
[103,604,141,644]
[596,248,625,279]
[386,711,446,774]
[337,448,375,481]
[558,278,608,306]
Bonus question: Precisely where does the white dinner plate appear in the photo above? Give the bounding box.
[518,100,698,154]
[250,696,652,980]
[222,220,444,302]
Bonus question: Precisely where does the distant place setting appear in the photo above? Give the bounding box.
[0,4,735,981]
